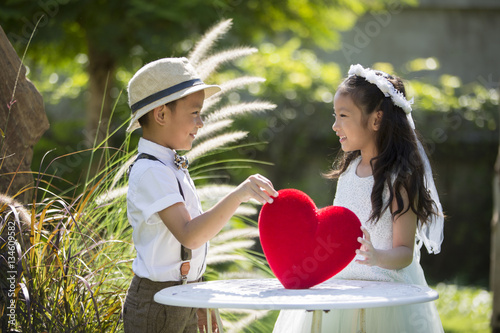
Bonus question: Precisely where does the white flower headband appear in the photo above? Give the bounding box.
[348,64,415,129]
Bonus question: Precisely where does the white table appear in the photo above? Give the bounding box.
[154,278,438,333]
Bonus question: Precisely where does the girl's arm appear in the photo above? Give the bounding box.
[158,174,278,249]
[356,188,417,270]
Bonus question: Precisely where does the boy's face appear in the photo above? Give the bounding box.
[164,90,205,151]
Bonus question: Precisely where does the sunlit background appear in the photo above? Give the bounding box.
[0,0,498,332]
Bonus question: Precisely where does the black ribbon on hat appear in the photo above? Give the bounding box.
[131,79,203,112]
[174,153,189,170]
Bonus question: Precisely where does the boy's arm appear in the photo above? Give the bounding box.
[158,174,277,249]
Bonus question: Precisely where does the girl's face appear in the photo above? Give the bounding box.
[332,91,379,156]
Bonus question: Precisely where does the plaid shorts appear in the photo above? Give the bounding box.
[123,275,199,333]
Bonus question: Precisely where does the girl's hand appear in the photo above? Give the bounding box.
[355,226,380,266]
[234,174,278,205]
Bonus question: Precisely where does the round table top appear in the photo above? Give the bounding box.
[154,278,438,310]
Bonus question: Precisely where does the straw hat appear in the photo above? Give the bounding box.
[126,57,221,132]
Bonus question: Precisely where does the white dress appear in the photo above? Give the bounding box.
[272,157,444,333]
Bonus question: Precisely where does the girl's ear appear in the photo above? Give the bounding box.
[372,110,383,131]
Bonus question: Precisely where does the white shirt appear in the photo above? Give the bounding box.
[127,138,207,282]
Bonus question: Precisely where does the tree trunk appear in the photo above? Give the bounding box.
[85,40,115,148]
[0,25,48,203]
[491,109,500,332]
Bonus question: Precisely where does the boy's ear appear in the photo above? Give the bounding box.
[372,110,383,131]
[152,105,167,126]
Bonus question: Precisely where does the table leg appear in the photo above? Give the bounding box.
[206,308,224,333]
[311,310,322,333]
[214,309,224,333]
[357,308,366,333]
[206,308,212,332]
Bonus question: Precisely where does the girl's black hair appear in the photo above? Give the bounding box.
[326,71,438,226]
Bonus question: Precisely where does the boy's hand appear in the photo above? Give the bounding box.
[235,174,278,205]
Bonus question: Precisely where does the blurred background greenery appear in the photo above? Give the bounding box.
[0,0,498,331]
[1,0,498,288]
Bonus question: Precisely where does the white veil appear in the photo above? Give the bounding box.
[411,115,445,254]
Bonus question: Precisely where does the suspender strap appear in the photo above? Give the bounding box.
[128,152,193,283]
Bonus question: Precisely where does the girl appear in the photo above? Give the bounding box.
[273,64,444,333]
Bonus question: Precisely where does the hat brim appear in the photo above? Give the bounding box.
[126,84,221,133]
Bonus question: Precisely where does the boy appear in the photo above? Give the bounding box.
[122,57,278,333]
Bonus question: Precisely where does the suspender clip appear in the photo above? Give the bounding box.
[180,261,190,285]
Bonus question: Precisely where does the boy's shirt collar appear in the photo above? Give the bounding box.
[138,137,178,168]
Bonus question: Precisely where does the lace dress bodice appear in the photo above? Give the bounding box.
[332,157,418,284]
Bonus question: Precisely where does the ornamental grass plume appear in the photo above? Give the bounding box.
[185,131,249,162]
[188,18,233,67]
[197,47,259,80]
[202,76,266,111]
[184,19,279,329]
[204,101,277,124]
[195,119,234,140]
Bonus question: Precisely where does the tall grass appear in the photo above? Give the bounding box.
[1,18,277,332]
[0,142,135,332]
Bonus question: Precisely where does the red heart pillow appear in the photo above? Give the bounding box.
[258,189,362,289]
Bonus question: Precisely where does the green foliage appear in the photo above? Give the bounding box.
[0,0,384,71]
[435,284,492,333]
[371,60,499,130]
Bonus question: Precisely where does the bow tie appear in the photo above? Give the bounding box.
[174,153,189,170]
